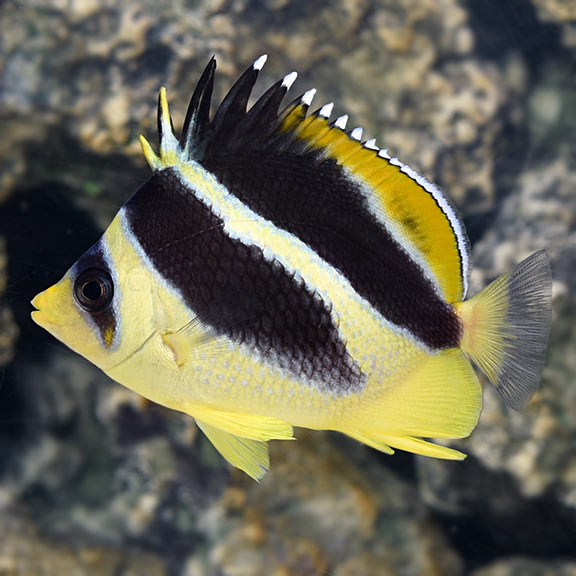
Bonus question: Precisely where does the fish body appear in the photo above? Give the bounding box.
[32,56,552,479]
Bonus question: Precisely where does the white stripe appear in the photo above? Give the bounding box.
[172,161,428,353]
[398,163,470,296]
[340,152,470,299]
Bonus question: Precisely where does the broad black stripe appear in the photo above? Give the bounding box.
[202,152,462,349]
[124,168,365,394]
[72,243,117,348]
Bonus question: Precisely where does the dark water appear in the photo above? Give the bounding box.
[1,1,575,575]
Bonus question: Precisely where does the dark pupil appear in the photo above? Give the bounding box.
[74,268,113,312]
[82,280,103,302]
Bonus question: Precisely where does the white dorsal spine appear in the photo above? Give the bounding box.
[364,138,378,150]
[334,115,348,130]
[302,88,317,107]
[351,127,363,141]
[319,103,334,118]
[282,71,298,90]
[378,148,390,159]
[253,54,268,70]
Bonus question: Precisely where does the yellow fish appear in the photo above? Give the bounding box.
[31,55,552,480]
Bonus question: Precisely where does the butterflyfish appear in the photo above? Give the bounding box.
[31,55,552,480]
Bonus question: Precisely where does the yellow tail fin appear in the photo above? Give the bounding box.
[456,250,552,409]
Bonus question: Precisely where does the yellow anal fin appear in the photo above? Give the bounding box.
[344,349,481,460]
[189,405,294,442]
[378,435,466,460]
[196,420,270,481]
[347,430,465,460]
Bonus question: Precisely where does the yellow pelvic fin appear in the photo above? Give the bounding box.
[196,420,270,481]
[344,348,482,459]
[456,250,552,410]
[188,404,294,442]
[346,430,394,455]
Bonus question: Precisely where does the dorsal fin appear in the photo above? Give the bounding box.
[139,56,470,311]
[180,55,216,155]
[282,111,471,301]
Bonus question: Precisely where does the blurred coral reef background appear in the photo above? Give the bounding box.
[1,1,576,575]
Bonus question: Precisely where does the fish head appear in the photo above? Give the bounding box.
[31,212,163,373]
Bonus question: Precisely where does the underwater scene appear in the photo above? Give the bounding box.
[1,1,575,574]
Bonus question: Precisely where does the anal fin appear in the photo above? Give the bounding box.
[377,435,465,460]
[196,420,270,481]
[347,430,466,460]
[344,349,481,460]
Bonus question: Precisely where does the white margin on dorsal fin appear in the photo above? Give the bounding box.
[389,157,403,167]
[253,54,268,70]
[282,71,298,90]
[400,164,420,180]
[334,115,348,130]
[397,162,470,295]
[364,138,378,150]
[319,102,334,118]
[378,148,391,159]
[302,88,316,106]
[351,127,363,141]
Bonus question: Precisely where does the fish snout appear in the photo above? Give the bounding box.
[30,279,71,329]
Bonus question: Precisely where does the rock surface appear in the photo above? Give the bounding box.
[0,238,17,367]
[1,1,575,575]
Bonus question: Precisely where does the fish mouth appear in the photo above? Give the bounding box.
[30,291,58,329]
[30,303,48,328]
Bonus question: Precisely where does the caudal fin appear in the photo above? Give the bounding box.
[456,250,552,409]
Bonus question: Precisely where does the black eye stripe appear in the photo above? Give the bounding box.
[71,244,118,349]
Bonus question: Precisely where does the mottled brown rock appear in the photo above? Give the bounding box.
[473,558,576,576]
[182,432,462,576]
[1,1,575,574]
[0,515,166,576]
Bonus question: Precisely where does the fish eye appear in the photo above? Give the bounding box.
[73,268,114,313]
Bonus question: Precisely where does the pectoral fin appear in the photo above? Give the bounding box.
[162,321,230,366]
[196,420,270,481]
